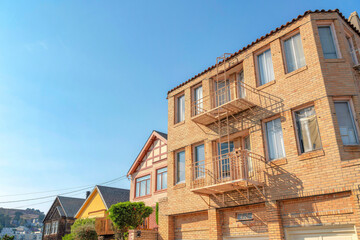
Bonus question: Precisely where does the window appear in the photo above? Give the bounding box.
[194,144,205,179]
[237,70,245,98]
[176,151,185,183]
[295,106,322,153]
[218,141,234,178]
[265,118,285,160]
[346,35,358,65]
[284,33,306,73]
[318,25,339,59]
[45,223,51,235]
[176,94,185,123]
[193,85,203,115]
[257,48,275,85]
[156,167,167,190]
[135,175,151,197]
[214,79,231,106]
[334,101,359,145]
[52,221,58,234]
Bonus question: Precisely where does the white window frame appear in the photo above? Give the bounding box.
[175,93,185,124]
[255,46,275,86]
[317,22,342,59]
[193,143,205,179]
[263,116,286,161]
[281,30,306,73]
[334,98,360,146]
[192,83,203,116]
[175,150,186,184]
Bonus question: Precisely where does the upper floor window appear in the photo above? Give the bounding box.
[135,175,151,197]
[156,167,167,191]
[294,106,322,153]
[257,48,275,86]
[176,94,185,123]
[318,25,339,59]
[265,118,285,160]
[334,101,359,145]
[45,223,51,235]
[193,85,203,115]
[176,150,185,184]
[237,70,245,98]
[283,33,306,73]
[194,144,205,179]
[214,79,231,107]
[51,221,58,234]
[346,35,358,65]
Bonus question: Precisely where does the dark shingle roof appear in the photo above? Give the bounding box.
[56,206,65,217]
[96,185,130,209]
[167,9,360,95]
[57,196,85,218]
[155,130,167,140]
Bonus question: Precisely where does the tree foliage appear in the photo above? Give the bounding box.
[62,218,97,240]
[1,235,15,240]
[108,201,153,240]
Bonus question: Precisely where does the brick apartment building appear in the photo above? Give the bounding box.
[159,9,360,240]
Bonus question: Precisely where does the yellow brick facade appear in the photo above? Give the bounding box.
[160,10,360,240]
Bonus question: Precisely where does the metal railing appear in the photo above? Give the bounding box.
[190,149,266,190]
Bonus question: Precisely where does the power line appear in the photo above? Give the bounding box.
[0,174,128,198]
[0,175,128,204]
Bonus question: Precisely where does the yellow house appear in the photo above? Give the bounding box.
[75,185,129,219]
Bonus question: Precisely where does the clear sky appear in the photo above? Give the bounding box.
[0,0,358,213]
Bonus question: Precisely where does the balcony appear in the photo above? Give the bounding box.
[190,149,266,195]
[95,217,114,236]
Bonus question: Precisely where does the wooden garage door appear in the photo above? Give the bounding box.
[286,225,357,240]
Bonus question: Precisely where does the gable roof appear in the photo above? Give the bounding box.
[75,185,130,218]
[127,130,168,176]
[167,9,360,95]
[57,196,85,218]
[43,196,85,222]
[96,185,130,209]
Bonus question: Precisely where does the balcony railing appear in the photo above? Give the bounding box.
[191,80,281,125]
[95,217,114,236]
[190,149,266,194]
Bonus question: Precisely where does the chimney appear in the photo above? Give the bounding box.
[86,191,90,199]
[349,11,360,32]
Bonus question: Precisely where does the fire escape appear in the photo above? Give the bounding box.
[189,54,283,204]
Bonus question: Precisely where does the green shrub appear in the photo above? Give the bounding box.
[72,222,97,240]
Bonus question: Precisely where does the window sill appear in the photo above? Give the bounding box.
[174,121,185,128]
[134,194,152,200]
[256,80,276,90]
[298,149,325,161]
[343,145,360,152]
[324,58,346,63]
[285,65,308,78]
[154,189,167,194]
[173,182,186,190]
[266,158,287,167]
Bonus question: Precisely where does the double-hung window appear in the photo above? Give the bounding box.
[194,144,205,179]
[214,79,231,107]
[135,175,151,197]
[265,118,286,160]
[52,221,58,234]
[193,85,203,115]
[295,106,322,153]
[176,94,185,123]
[334,101,359,145]
[346,35,358,65]
[257,48,275,85]
[283,33,306,73]
[237,70,245,98]
[318,25,339,59]
[45,223,51,235]
[176,150,185,183]
[156,167,167,190]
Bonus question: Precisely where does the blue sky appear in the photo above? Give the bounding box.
[0,1,358,213]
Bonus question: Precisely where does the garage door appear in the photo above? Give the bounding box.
[223,236,268,240]
[286,225,357,240]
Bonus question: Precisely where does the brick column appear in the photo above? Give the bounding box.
[266,201,284,240]
[351,190,360,240]
[208,208,222,240]
[158,214,174,240]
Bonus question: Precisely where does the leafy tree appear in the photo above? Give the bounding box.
[108,201,153,240]
[63,218,97,240]
[1,235,15,240]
